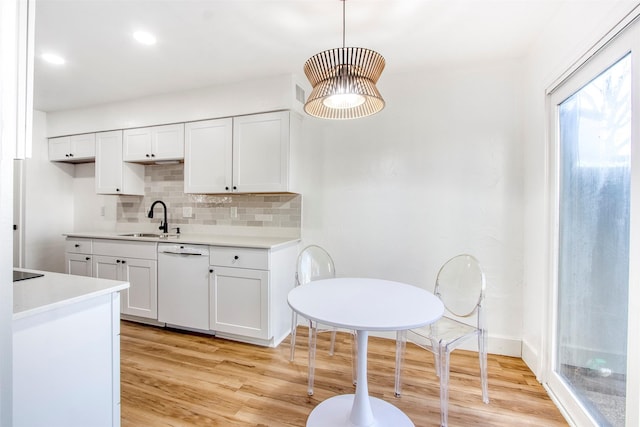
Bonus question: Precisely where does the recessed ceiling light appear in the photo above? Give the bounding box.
[133,31,156,46]
[42,53,65,65]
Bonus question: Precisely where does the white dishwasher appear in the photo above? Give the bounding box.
[158,243,210,331]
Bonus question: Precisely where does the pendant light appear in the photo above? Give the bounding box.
[303,0,385,120]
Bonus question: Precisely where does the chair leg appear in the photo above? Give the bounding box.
[307,320,318,396]
[329,328,337,356]
[432,341,441,378]
[394,330,407,397]
[439,347,451,427]
[479,330,489,404]
[289,312,298,362]
[350,330,358,386]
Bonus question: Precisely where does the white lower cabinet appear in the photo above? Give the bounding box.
[66,253,93,277]
[62,236,298,347]
[65,237,93,277]
[208,243,297,347]
[92,240,158,320]
[209,266,269,340]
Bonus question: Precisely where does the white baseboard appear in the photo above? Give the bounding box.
[522,339,541,379]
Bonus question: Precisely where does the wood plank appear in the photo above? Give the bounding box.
[121,321,568,426]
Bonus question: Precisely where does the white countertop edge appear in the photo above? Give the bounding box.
[63,232,300,249]
[13,269,129,320]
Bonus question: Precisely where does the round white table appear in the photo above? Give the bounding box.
[288,278,444,427]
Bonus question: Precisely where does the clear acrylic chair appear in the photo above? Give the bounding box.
[289,245,357,395]
[394,254,489,427]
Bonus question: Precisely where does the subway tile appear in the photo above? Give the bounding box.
[116,163,301,232]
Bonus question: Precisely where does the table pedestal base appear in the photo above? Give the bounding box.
[306,394,414,427]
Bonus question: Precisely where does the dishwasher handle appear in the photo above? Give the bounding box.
[161,251,203,256]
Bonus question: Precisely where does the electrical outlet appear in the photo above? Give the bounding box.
[182,207,193,218]
[230,206,238,218]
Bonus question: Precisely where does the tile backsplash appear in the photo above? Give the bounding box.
[116,163,301,231]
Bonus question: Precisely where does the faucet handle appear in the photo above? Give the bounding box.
[171,227,181,234]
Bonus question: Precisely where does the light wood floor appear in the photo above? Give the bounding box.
[120,321,568,427]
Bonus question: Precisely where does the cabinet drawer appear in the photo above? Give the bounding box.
[209,246,269,270]
[65,238,92,254]
[92,239,157,260]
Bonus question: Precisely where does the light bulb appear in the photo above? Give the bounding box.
[133,31,157,45]
[323,93,366,109]
[42,53,65,65]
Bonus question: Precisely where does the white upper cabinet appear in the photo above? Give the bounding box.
[184,118,233,194]
[49,133,96,162]
[95,130,144,195]
[184,111,292,194]
[233,111,290,193]
[123,123,184,163]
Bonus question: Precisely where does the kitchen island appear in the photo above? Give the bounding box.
[13,268,129,427]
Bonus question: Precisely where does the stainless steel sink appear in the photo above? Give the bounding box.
[118,233,179,239]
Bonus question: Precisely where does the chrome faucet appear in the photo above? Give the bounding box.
[147,200,168,234]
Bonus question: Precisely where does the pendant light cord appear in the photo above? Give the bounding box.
[342,0,346,49]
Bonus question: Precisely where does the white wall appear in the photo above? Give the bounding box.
[301,61,524,355]
[47,74,306,137]
[23,111,74,272]
[521,1,638,377]
[72,163,118,232]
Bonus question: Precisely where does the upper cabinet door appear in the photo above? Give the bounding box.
[48,133,95,162]
[153,123,184,160]
[96,131,124,194]
[233,111,290,193]
[184,118,233,194]
[70,133,96,159]
[122,128,151,161]
[123,123,184,162]
[95,130,144,195]
[48,136,71,161]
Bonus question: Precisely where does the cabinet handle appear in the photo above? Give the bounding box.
[75,244,80,248]
[234,255,239,260]
[233,186,237,190]
[69,153,74,157]
[116,259,121,263]
[65,153,70,157]
[85,257,90,261]
[116,188,120,192]
[225,186,229,191]
[121,260,126,264]
[151,153,155,157]
[209,269,214,273]
[146,154,150,158]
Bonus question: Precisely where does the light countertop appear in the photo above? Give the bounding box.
[13,268,129,320]
[64,231,300,249]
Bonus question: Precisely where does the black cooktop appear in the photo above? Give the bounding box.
[13,270,44,282]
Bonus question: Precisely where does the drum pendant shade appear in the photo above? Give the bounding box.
[303,2,385,120]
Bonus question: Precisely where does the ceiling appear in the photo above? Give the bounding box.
[33,0,619,112]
